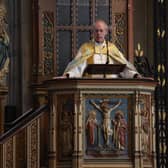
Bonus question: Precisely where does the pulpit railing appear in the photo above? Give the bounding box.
[0,104,49,168]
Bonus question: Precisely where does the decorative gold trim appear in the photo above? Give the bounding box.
[161,64,165,73]
[3,137,16,168]
[161,30,165,38]
[135,43,144,57]
[157,28,160,37]
[157,64,166,87]
[27,119,40,168]
[157,64,161,72]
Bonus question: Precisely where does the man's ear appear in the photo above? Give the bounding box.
[105,28,109,37]
[105,29,108,35]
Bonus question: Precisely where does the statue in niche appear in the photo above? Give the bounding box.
[112,110,127,150]
[86,110,98,145]
[60,110,73,156]
[0,5,9,85]
[140,101,150,154]
[90,99,121,145]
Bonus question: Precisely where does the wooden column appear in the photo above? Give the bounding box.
[128,0,134,63]
[134,91,143,168]
[151,95,157,168]
[48,95,57,168]
[72,92,83,168]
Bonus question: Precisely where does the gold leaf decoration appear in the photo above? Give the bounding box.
[161,30,165,38]
[162,78,166,87]
[157,28,160,37]
[162,112,166,121]
[157,64,161,72]
[138,43,140,50]
[157,77,161,85]
[134,43,144,57]
[140,51,144,56]
[135,49,139,56]
[162,64,165,73]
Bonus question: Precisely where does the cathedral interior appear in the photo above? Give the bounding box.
[0,0,167,168]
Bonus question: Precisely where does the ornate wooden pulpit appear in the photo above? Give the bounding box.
[45,78,157,168]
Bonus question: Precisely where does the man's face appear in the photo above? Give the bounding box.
[94,21,108,43]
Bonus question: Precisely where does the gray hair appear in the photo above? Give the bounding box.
[93,19,108,31]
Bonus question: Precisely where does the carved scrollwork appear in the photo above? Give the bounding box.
[113,13,126,55]
[42,11,54,75]
[4,138,14,168]
[27,119,40,168]
[139,94,151,156]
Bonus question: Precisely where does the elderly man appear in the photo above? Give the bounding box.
[63,19,140,78]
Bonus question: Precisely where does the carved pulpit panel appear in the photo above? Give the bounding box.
[46,78,156,168]
[57,94,74,161]
[139,94,152,159]
[84,95,132,159]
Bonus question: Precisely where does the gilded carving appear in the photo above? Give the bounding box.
[27,120,39,168]
[113,13,126,55]
[4,138,14,168]
[135,43,144,57]
[157,64,166,87]
[42,11,54,75]
[31,121,38,168]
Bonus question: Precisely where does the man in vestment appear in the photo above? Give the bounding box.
[63,19,140,78]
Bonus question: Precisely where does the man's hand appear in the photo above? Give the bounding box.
[53,73,70,79]
[65,73,70,78]
[52,76,67,79]
[133,74,154,80]
[133,74,142,79]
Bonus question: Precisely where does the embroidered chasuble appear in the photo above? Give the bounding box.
[64,40,138,78]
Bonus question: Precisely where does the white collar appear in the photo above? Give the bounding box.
[94,40,106,48]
